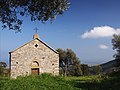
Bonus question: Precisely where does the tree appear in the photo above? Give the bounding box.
[112,34,120,66]
[0,0,70,32]
[68,60,82,76]
[0,62,7,76]
[90,65,102,75]
[56,48,66,76]
[81,64,89,76]
[56,48,82,76]
[0,62,7,67]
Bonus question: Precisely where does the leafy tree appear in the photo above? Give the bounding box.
[81,64,89,76]
[56,48,66,76]
[68,60,82,76]
[0,62,7,76]
[112,34,120,66]
[57,48,82,76]
[90,65,102,75]
[0,62,7,67]
[0,0,70,32]
[0,66,3,76]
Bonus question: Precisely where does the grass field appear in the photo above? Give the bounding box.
[0,74,120,90]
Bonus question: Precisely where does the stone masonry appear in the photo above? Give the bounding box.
[9,34,59,78]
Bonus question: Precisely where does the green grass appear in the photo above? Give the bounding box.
[0,74,74,90]
[0,74,120,90]
[65,75,120,90]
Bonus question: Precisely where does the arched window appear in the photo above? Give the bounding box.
[31,61,39,67]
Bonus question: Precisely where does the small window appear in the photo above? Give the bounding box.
[52,64,54,66]
[35,44,38,47]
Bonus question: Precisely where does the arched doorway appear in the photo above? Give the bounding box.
[31,61,39,75]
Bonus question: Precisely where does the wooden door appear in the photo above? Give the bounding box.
[31,68,39,75]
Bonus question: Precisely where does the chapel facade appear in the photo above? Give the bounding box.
[9,34,59,78]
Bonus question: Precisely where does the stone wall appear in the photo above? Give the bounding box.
[10,39,59,78]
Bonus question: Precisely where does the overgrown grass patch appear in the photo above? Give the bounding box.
[0,74,120,90]
[0,74,75,90]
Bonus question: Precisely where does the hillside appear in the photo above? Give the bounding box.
[100,60,117,74]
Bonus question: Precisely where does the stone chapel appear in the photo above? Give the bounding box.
[9,34,59,78]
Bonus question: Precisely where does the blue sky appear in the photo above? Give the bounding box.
[0,0,120,66]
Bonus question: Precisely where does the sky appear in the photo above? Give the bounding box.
[0,0,120,66]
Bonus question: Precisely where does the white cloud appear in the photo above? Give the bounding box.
[99,44,109,49]
[81,26,120,39]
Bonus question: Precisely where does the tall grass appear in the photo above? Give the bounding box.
[0,74,75,90]
[0,74,120,90]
